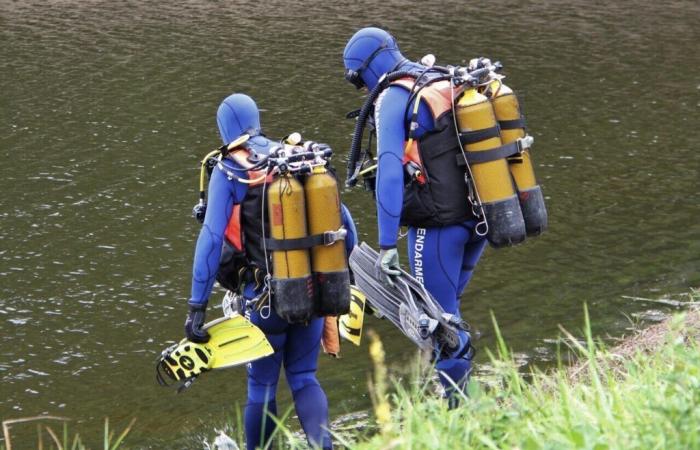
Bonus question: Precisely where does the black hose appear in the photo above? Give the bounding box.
[345,64,496,187]
[345,70,419,187]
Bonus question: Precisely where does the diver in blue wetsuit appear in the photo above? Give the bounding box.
[343,27,487,402]
[185,93,355,449]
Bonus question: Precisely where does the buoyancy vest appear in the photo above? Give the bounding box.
[391,78,475,227]
[216,141,275,292]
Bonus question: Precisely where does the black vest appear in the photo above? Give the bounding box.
[391,79,475,227]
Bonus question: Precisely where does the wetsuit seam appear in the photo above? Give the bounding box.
[192,224,221,302]
[284,341,320,369]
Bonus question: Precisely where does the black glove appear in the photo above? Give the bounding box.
[184,303,210,343]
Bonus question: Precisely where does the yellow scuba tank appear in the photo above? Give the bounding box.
[267,174,315,323]
[488,81,548,236]
[456,88,526,247]
[304,167,351,316]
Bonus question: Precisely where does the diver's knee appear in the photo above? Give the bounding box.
[286,370,320,394]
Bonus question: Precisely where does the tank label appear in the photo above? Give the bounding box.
[271,204,283,226]
[413,228,426,284]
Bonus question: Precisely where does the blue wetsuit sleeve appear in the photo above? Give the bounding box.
[374,87,409,249]
[340,203,357,255]
[375,86,435,249]
[189,162,248,306]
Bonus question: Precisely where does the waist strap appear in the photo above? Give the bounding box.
[265,228,347,251]
[418,125,504,161]
[456,135,534,166]
[459,125,501,145]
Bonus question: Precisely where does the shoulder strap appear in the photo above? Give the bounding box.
[391,78,456,119]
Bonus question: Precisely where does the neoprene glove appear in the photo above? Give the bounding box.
[375,247,401,289]
[184,303,210,343]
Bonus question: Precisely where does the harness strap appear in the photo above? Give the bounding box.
[421,125,503,153]
[459,126,501,145]
[498,117,526,130]
[264,228,347,251]
[456,139,526,166]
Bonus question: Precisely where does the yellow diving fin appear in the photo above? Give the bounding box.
[156,314,273,391]
[203,315,273,369]
[339,285,366,346]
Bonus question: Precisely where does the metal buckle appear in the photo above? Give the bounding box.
[516,134,534,153]
[323,228,347,246]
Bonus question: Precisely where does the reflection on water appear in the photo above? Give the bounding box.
[1,0,698,446]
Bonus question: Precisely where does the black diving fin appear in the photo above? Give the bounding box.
[348,242,470,356]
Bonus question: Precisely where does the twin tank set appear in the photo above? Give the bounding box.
[266,163,350,323]
[455,71,547,246]
[208,139,351,324]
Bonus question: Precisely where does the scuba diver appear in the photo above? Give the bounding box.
[185,93,356,450]
[342,27,547,403]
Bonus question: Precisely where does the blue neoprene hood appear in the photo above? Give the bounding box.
[343,27,406,90]
[216,93,261,145]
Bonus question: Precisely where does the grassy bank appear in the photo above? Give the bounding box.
[3,294,698,449]
[343,301,700,449]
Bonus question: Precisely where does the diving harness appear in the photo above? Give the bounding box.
[346,57,546,247]
[192,133,351,324]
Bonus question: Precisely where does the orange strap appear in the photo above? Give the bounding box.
[392,78,457,183]
[223,204,242,250]
[391,78,455,118]
[321,316,341,358]
[229,149,273,186]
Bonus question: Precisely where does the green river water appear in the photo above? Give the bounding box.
[1,0,699,447]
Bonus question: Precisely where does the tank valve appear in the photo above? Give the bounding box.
[420,54,436,67]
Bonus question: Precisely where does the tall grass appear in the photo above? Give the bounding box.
[0,417,134,450]
[349,305,700,450]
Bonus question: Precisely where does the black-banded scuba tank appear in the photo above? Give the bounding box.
[267,172,315,324]
[304,166,351,316]
[486,80,547,236]
[455,85,527,247]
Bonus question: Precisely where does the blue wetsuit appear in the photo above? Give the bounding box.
[190,154,355,449]
[374,67,487,396]
[189,94,354,450]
